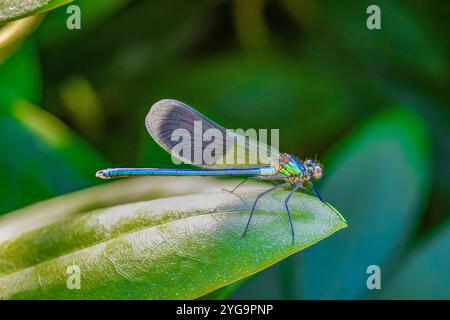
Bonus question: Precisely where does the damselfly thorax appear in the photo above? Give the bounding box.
[270,153,323,184]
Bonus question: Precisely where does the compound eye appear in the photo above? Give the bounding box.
[313,166,323,179]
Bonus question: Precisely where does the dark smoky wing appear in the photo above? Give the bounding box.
[145,99,233,167]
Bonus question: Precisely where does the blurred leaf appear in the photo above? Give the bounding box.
[0,100,109,214]
[0,189,346,299]
[297,107,432,299]
[0,40,41,105]
[0,0,73,23]
[317,0,448,81]
[0,40,109,214]
[233,0,272,52]
[59,75,103,138]
[38,0,210,165]
[231,259,294,299]
[0,15,44,63]
[379,220,450,299]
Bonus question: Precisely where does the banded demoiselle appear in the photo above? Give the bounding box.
[96,99,327,242]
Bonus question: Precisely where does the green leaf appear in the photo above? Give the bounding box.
[0,188,346,299]
[379,220,450,299]
[0,0,73,23]
[298,107,432,299]
[199,278,249,300]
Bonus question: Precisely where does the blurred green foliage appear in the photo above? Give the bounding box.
[0,0,448,299]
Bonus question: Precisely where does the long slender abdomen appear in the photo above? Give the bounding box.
[96,167,271,179]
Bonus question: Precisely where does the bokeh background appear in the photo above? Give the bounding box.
[0,0,448,299]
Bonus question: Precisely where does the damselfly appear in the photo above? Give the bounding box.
[96,99,327,242]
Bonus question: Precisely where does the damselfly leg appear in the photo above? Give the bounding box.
[284,182,303,243]
[310,181,325,203]
[242,181,292,238]
[222,177,250,200]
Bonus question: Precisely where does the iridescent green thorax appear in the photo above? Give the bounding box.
[277,154,306,177]
[279,161,301,176]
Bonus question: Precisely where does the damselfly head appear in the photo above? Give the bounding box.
[303,159,323,179]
